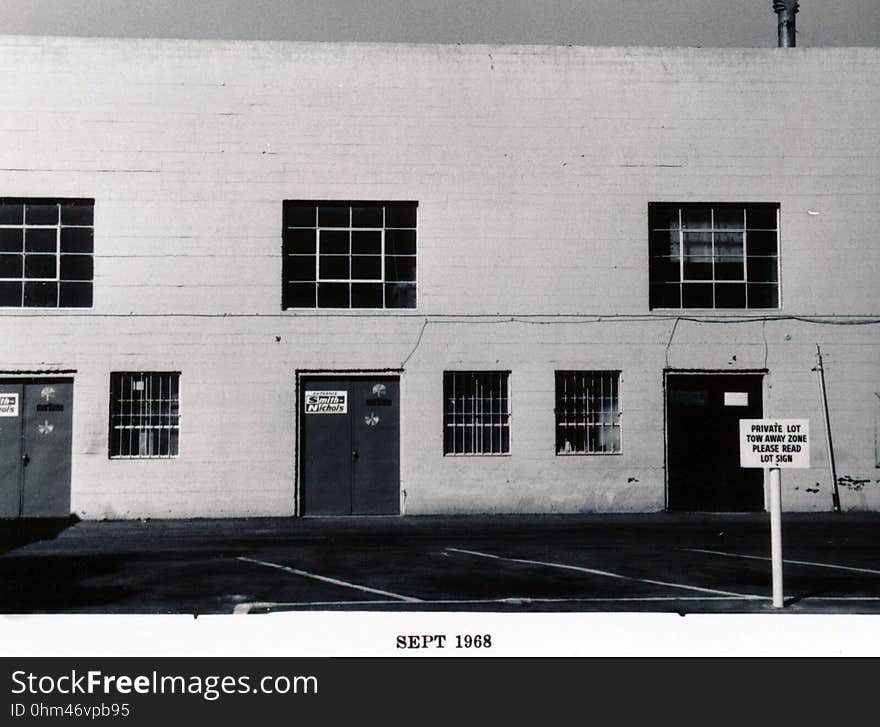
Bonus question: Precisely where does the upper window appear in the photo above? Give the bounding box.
[649,203,779,310]
[0,198,94,308]
[282,201,417,309]
[443,371,510,455]
[109,372,181,459]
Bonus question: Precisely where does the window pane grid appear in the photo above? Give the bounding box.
[110,372,180,458]
[0,198,94,308]
[649,203,779,310]
[444,371,510,455]
[283,201,416,310]
[555,371,621,455]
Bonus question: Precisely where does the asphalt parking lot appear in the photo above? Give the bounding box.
[2,513,880,614]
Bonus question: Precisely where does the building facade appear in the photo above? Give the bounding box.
[0,36,878,519]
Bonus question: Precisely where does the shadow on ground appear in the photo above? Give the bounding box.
[0,516,79,556]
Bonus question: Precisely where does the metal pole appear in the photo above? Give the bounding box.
[772,1,799,48]
[815,345,841,512]
[769,467,784,608]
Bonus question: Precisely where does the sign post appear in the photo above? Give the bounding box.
[768,467,783,608]
[739,418,810,609]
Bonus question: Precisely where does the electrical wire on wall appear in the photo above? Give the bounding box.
[400,318,429,368]
[1,312,879,324]
[664,317,681,369]
[391,313,880,371]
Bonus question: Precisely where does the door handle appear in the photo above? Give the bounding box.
[22,453,30,467]
[352,449,359,461]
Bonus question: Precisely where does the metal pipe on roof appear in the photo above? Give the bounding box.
[773,1,800,47]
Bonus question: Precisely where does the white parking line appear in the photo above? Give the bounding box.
[683,548,880,576]
[232,595,760,613]
[234,601,278,615]
[236,556,422,604]
[447,547,760,599]
[810,597,880,601]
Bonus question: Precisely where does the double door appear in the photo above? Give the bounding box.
[0,378,73,518]
[300,376,400,515]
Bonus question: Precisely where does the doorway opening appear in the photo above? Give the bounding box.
[665,372,765,512]
[0,377,74,518]
[297,373,400,516]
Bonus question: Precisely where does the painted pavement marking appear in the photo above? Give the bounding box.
[683,548,880,576]
[809,597,880,601]
[233,595,880,613]
[236,556,422,605]
[446,547,761,599]
[232,595,761,614]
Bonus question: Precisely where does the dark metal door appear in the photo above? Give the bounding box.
[0,383,24,517]
[300,376,400,516]
[666,374,764,512]
[351,378,400,515]
[301,377,354,515]
[0,378,73,518]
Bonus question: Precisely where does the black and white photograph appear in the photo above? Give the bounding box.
[0,0,879,666]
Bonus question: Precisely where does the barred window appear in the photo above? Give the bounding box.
[0,198,94,308]
[555,371,621,454]
[649,203,779,310]
[109,372,180,458]
[282,201,417,309]
[443,371,510,455]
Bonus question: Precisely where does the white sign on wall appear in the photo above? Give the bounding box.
[304,390,348,414]
[0,393,19,417]
[739,419,810,468]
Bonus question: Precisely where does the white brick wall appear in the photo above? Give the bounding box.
[1,37,878,516]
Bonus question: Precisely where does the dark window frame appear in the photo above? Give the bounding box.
[0,197,94,308]
[443,370,511,456]
[649,202,780,310]
[109,371,181,459]
[282,200,417,310]
[554,370,622,455]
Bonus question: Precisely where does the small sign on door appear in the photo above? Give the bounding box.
[724,391,749,406]
[304,390,348,414]
[0,393,19,417]
[740,419,810,468]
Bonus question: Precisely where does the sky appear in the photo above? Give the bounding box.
[0,0,877,47]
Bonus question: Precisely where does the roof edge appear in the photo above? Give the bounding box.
[0,33,877,54]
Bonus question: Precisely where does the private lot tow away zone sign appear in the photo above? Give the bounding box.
[739,419,810,468]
